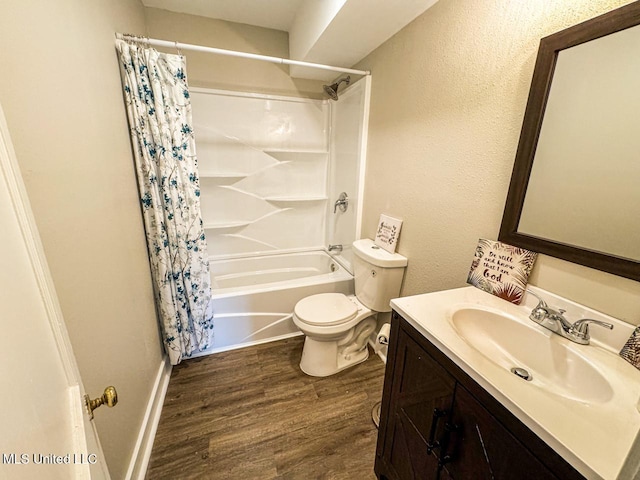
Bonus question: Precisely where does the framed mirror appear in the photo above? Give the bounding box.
[499,1,640,282]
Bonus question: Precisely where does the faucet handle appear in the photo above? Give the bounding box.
[525,289,547,308]
[333,192,349,214]
[570,318,614,342]
[526,289,549,323]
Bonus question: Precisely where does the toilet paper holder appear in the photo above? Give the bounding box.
[377,323,391,346]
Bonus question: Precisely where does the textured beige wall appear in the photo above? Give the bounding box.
[144,7,326,97]
[356,0,640,324]
[0,1,163,478]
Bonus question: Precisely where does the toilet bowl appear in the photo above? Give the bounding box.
[293,238,408,377]
[293,293,376,376]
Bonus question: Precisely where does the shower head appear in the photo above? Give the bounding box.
[323,76,351,101]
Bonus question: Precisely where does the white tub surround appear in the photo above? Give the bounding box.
[191,89,330,259]
[191,80,371,265]
[203,250,353,353]
[190,83,372,352]
[326,77,371,275]
[391,286,640,480]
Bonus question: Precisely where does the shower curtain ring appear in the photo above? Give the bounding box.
[175,41,183,57]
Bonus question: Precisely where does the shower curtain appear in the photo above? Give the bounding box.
[116,39,213,364]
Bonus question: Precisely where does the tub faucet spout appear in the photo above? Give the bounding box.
[328,244,343,253]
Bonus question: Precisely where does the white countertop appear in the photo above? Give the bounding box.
[390,286,640,480]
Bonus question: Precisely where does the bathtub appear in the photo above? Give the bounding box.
[202,250,354,354]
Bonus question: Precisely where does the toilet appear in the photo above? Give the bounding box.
[293,238,408,377]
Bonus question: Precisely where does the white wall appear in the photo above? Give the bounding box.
[355,0,640,324]
[0,1,164,478]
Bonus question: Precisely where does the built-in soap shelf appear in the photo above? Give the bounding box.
[203,221,251,231]
[263,150,328,163]
[203,208,294,231]
[199,173,248,186]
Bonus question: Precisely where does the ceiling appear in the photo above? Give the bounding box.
[140,0,439,80]
[141,0,305,32]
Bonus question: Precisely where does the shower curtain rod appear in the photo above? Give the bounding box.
[115,33,371,76]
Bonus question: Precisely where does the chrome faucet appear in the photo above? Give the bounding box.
[526,290,613,345]
[334,192,349,214]
[328,244,343,253]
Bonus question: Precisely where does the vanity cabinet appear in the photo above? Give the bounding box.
[375,312,585,480]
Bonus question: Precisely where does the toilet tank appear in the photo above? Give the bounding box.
[352,238,408,312]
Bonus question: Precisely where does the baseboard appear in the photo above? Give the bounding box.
[125,356,172,480]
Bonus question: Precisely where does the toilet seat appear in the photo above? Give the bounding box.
[294,293,357,326]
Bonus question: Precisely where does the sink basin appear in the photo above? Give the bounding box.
[450,307,613,403]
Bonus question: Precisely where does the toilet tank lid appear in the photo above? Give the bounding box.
[352,239,408,268]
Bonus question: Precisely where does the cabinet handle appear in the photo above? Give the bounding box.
[436,422,460,472]
[426,408,448,454]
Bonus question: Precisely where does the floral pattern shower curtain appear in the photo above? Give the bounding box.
[116,40,213,364]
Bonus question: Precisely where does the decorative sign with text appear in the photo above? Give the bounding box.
[466,239,538,305]
[620,327,640,371]
[375,214,402,253]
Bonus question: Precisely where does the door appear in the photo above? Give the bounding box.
[0,104,109,479]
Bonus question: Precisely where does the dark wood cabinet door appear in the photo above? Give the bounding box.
[444,385,556,480]
[384,329,456,480]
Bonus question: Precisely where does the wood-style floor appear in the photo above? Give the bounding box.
[146,336,386,479]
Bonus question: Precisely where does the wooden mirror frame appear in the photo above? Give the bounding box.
[499,1,640,282]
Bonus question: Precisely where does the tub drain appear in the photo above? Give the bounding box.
[510,367,532,381]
